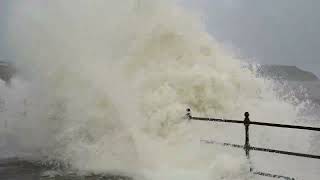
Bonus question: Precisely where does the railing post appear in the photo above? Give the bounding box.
[244,112,252,172]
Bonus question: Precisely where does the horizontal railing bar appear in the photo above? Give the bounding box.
[201,140,320,159]
[253,171,294,180]
[251,146,320,159]
[190,117,243,124]
[201,140,244,148]
[189,116,320,132]
[250,121,320,131]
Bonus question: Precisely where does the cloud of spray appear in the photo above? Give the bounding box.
[0,0,318,179]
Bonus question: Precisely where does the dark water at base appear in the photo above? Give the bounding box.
[0,159,132,180]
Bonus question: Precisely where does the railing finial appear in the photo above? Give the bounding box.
[244,112,250,125]
[186,108,192,119]
[244,112,250,119]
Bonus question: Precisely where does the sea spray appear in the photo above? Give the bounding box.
[0,0,318,179]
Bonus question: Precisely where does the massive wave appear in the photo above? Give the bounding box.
[0,0,318,179]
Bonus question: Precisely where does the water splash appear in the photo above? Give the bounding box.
[0,0,318,179]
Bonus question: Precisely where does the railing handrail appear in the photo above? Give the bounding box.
[187,112,320,132]
[186,108,320,180]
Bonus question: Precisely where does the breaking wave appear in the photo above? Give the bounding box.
[0,0,319,179]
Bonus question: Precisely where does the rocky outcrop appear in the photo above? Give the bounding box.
[257,65,319,82]
[0,61,15,83]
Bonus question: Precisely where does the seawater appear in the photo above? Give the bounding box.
[0,0,319,179]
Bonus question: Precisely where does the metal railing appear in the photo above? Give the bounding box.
[185,108,320,180]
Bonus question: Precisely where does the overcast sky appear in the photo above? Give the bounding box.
[0,0,9,59]
[184,0,320,76]
[1,1,320,76]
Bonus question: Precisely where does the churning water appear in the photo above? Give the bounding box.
[0,0,319,179]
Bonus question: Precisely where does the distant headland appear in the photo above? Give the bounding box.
[0,61,15,83]
[257,65,319,82]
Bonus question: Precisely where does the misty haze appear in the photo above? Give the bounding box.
[0,1,319,180]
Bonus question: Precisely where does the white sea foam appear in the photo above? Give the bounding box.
[0,0,319,179]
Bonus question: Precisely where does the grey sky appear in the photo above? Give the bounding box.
[184,0,320,76]
[1,1,320,76]
[0,0,9,59]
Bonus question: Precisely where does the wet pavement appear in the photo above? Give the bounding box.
[0,159,132,180]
